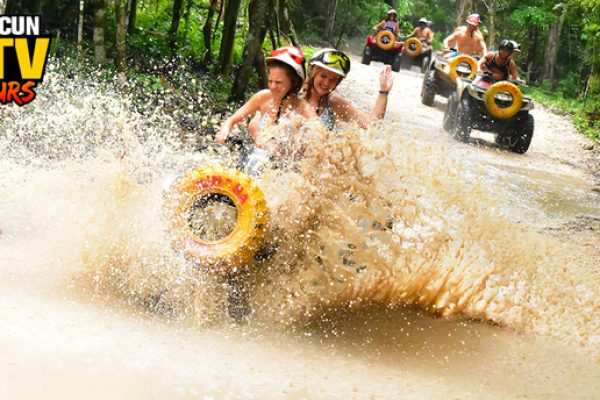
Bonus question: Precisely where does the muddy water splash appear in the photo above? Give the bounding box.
[1,66,598,360]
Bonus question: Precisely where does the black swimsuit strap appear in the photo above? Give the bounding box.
[275,92,291,123]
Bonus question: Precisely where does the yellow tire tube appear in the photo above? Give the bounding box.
[164,166,269,272]
[484,81,523,119]
[376,30,396,51]
[404,37,422,58]
[449,55,478,82]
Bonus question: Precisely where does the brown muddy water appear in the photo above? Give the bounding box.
[1,62,599,399]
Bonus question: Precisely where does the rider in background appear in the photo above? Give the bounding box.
[216,46,317,147]
[304,48,394,130]
[443,13,487,57]
[372,9,400,36]
[477,39,523,83]
[407,18,433,44]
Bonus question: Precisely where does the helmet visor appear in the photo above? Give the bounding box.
[316,51,351,76]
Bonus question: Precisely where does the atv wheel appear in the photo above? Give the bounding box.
[454,96,472,142]
[421,68,436,106]
[361,47,372,65]
[391,54,402,72]
[443,92,458,133]
[421,56,430,74]
[507,114,535,154]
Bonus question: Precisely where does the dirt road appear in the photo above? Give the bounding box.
[1,61,599,399]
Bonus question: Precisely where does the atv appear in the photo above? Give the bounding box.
[443,72,535,154]
[400,37,433,73]
[421,49,478,106]
[361,29,404,72]
[163,136,274,320]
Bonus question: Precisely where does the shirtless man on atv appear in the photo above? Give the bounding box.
[443,14,487,57]
[407,18,434,44]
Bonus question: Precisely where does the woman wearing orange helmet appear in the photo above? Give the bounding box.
[216,46,317,146]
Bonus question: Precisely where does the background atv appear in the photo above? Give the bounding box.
[362,29,404,72]
[400,37,433,73]
[443,74,535,154]
[421,50,478,106]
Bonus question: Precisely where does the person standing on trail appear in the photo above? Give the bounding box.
[216,46,317,147]
[442,13,487,57]
[373,9,400,36]
[407,18,434,44]
[303,48,394,130]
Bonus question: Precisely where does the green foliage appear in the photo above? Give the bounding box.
[530,86,600,141]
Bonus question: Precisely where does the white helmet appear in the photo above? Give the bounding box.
[265,46,306,81]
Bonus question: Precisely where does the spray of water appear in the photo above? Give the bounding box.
[1,64,598,358]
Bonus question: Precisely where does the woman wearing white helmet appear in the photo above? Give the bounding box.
[216,46,317,146]
[372,9,400,35]
[305,48,394,130]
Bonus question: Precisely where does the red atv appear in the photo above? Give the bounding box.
[361,29,404,72]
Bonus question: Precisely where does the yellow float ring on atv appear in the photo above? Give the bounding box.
[484,81,523,119]
[164,166,269,272]
[449,55,477,82]
[404,37,422,57]
[376,30,396,51]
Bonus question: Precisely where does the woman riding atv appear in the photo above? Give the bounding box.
[476,39,524,84]
[216,46,317,147]
[373,9,400,35]
[305,48,394,130]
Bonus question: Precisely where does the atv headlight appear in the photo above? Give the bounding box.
[494,92,513,102]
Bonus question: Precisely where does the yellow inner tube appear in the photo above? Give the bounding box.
[376,30,396,51]
[484,81,523,119]
[405,37,422,57]
[164,165,269,272]
[449,55,477,82]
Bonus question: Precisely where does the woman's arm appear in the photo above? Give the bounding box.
[215,90,268,143]
[373,20,385,30]
[332,66,394,129]
[478,52,493,72]
[508,59,521,81]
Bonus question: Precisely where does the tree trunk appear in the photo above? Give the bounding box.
[324,0,337,41]
[542,2,566,91]
[182,0,192,46]
[277,0,299,46]
[77,0,85,62]
[114,0,128,71]
[218,0,243,74]
[4,0,16,14]
[92,0,107,65]
[456,0,472,27]
[254,49,267,88]
[213,0,224,44]
[202,0,220,65]
[168,0,184,51]
[231,0,269,101]
[486,0,495,49]
[128,0,137,35]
